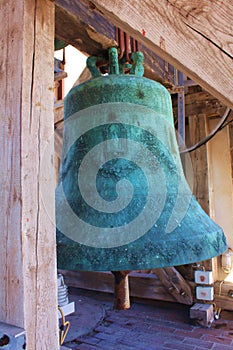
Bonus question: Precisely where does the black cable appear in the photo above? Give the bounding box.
[180,107,231,154]
[220,118,233,130]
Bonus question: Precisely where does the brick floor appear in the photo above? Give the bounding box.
[65,290,233,350]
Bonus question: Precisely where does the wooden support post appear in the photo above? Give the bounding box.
[188,115,215,274]
[154,267,193,305]
[112,271,130,310]
[206,116,233,247]
[188,114,209,214]
[205,115,233,281]
[0,1,59,349]
[230,121,233,183]
[190,303,214,328]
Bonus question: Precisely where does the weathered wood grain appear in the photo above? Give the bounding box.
[230,122,233,186]
[173,90,226,120]
[0,0,24,327]
[188,114,209,214]
[55,4,116,56]
[86,0,233,107]
[59,269,182,303]
[153,267,193,305]
[206,117,233,249]
[55,0,176,86]
[0,1,59,348]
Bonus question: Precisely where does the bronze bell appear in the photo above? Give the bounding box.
[56,48,227,274]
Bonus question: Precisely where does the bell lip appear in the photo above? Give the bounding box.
[56,228,228,272]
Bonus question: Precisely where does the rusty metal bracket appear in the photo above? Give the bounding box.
[115,27,140,63]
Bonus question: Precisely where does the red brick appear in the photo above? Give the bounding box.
[95,342,116,350]
[193,327,225,336]
[94,325,115,334]
[169,322,196,331]
[175,329,202,338]
[212,344,233,350]
[66,290,233,350]
[141,332,185,343]
[78,337,101,346]
[143,323,176,334]
[77,344,97,350]
[137,335,166,346]
[183,337,214,349]
[94,332,120,341]
[202,335,232,345]
[98,339,135,350]
[164,342,196,350]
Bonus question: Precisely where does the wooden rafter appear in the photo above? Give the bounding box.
[57,0,233,108]
[55,0,176,87]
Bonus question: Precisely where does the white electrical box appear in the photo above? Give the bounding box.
[195,270,214,285]
[58,302,75,319]
[196,286,214,301]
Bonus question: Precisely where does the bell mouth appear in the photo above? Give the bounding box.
[56,103,227,272]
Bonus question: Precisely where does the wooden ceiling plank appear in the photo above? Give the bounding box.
[55,0,176,86]
[84,0,233,108]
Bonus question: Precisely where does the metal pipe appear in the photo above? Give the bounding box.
[177,71,185,147]
[115,27,140,62]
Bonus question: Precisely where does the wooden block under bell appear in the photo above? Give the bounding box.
[190,303,214,327]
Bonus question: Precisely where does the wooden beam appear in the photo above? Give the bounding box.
[230,122,233,186]
[59,269,193,305]
[55,0,175,87]
[55,3,116,56]
[0,1,59,348]
[153,268,193,305]
[214,281,233,311]
[60,270,177,302]
[85,0,233,108]
[206,116,233,248]
[188,114,209,214]
[0,1,24,327]
[172,90,226,119]
[190,303,214,327]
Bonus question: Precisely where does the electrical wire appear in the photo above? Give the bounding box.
[180,107,232,154]
[58,305,70,346]
[220,118,233,130]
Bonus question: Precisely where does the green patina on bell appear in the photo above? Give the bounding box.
[56,48,227,271]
